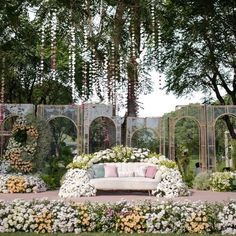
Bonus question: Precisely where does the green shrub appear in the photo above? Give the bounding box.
[41,144,73,189]
[209,172,234,192]
[183,170,195,188]
[193,172,211,190]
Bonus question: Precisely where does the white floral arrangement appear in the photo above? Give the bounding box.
[152,166,190,198]
[216,200,236,234]
[58,169,96,198]
[0,173,47,193]
[60,146,188,198]
[72,146,150,169]
[0,199,233,234]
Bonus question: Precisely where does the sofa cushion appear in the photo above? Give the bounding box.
[145,166,157,178]
[90,177,160,190]
[92,164,105,178]
[134,166,147,177]
[118,169,134,177]
[104,165,118,177]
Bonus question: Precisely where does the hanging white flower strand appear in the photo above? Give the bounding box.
[81,3,89,101]
[0,57,5,123]
[109,42,116,108]
[102,50,109,103]
[69,23,76,103]
[40,22,45,84]
[130,8,136,59]
[50,11,57,80]
[151,0,155,46]
[157,21,162,89]
[1,57,5,104]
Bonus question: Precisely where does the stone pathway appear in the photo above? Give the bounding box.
[0,189,235,203]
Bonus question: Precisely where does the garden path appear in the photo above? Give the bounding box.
[0,190,235,203]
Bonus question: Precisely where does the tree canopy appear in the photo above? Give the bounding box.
[159,0,236,137]
[1,0,236,121]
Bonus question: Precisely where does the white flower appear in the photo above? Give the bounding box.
[59,169,96,198]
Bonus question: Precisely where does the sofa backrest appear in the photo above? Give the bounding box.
[91,162,157,178]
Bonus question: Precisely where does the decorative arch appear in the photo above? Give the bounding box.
[131,127,159,153]
[213,112,236,170]
[126,117,162,153]
[47,115,78,156]
[82,103,122,153]
[174,116,201,171]
[37,104,81,153]
[206,105,236,170]
[89,116,116,153]
[46,115,78,130]
[213,112,236,126]
[168,105,207,170]
[168,105,236,170]
[1,103,236,170]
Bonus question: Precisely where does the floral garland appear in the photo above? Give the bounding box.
[3,118,39,173]
[0,174,47,193]
[0,199,234,234]
[60,146,188,198]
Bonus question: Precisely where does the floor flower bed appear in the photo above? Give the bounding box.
[0,199,235,234]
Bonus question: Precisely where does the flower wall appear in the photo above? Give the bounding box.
[0,199,235,234]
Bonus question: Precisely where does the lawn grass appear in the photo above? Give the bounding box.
[0,233,223,236]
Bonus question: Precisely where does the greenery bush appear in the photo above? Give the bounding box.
[41,143,73,189]
[209,172,234,192]
[193,172,211,190]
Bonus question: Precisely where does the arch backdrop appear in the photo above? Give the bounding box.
[0,103,236,170]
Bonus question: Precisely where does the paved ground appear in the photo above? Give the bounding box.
[0,189,236,203]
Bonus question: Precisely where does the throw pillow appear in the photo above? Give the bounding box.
[118,169,134,177]
[145,166,157,179]
[104,165,118,177]
[93,165,105,178]
[134,166,147,177]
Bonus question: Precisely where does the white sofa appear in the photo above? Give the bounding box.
[88,162,162,193]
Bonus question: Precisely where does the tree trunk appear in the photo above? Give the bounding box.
[223,115,236,139]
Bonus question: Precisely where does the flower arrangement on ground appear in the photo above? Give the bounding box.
[60,145,189,198]
[0,198,234,234]
[0,173,47,193]
[0,115,51,193]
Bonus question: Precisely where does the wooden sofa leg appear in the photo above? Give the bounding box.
[148,190,151,196]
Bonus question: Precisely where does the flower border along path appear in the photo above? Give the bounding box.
[0,198,235,234]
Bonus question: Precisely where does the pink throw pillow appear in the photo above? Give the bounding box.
[145,166,157,179]
[104,165,118,177]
